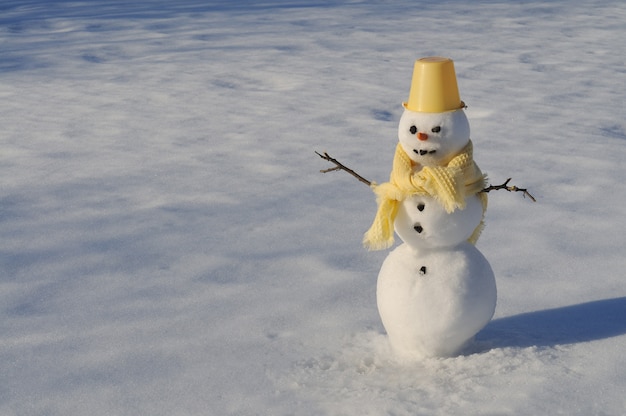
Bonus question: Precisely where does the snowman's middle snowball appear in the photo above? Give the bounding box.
[396,194,484,250]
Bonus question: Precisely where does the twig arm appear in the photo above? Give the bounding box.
[315,151,372,186]
[481,178,536,202]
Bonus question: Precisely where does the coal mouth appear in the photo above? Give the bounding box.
[414,149,437,156]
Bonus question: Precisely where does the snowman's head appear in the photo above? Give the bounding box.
[398,109,470,167]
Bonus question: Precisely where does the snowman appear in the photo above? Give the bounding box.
[363,57,496,360]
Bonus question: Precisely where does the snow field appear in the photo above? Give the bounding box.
[1,0,626,415]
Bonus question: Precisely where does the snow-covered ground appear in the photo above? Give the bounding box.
[1,0,626,414]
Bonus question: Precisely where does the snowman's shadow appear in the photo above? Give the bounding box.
[473,296,626,349]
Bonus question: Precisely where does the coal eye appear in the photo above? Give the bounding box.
[409,125,417,134]
[431,126,441,133]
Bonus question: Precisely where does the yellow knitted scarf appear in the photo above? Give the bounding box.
[363,140,488,250]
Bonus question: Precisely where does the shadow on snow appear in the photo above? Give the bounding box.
[476,296,626,349]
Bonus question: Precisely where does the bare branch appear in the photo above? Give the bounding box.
[315,151,372,186]
[481,178,537,202]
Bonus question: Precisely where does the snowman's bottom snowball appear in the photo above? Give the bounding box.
[377,243,496,360]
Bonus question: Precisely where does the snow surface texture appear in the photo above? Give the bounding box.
[1,0,625,415]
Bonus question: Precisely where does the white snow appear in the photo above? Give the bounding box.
[377,242,496,359]
[1,0,626,415]
[394,193,484,249]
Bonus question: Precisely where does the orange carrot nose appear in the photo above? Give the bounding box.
[417,132,429,141]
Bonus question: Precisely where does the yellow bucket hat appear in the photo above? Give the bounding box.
[403,57,466,113]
